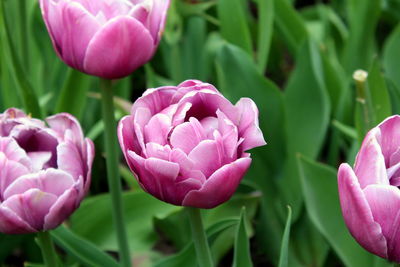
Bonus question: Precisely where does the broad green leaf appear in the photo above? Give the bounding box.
[366,61,391,124]
[383,23,400,91]
[51,226,119,267]
[332,120,358,141]
[279,40,330,219]
[232,208,253,267]
[217,0,253,55]
[274,0,308,54]
[297,155,385,267]
[216,43,286,174]
[181,16,208,81]
[70,192,179,252]
[0,0,42,117]
[55,69,91,120]
[343,0,380,72]
[257,0,274,72]
[278,207,291,267]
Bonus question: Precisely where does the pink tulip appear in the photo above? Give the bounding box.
[338,115,400,262]
[0,108,94,234]
[118,80,266,208]
[39,0,170,79]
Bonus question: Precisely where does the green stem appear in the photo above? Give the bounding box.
[100,79,131,267]
[187,207,214,267]
[353,70,373,135]
[37,231,59,267]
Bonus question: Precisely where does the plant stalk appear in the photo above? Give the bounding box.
[100,79,131,267]
[37,231,59,267]
[187,207,214,267]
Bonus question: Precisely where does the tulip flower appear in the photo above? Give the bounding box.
[39,0,170,79]
[338,115,400,262]
[0,108,94,234]
[118,80,266,208]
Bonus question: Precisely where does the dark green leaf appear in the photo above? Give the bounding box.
[51,225,119,267]
[278,207,291,267]
[232,208,253,267]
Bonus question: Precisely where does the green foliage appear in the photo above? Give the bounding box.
[1,0,400,266]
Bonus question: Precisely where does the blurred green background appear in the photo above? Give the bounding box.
[1,0,400,266]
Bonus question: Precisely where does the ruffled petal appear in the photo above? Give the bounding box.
[170,117,207,154]
[182,157,251,208]
[3,169,74,199]
[235,98,266,151]
[0,205,36,234]
[188,140,224,178]
[2,189,58,230]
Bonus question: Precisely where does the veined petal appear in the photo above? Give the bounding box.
[182,157,251,208]
[83,16,154,79]
[337,164,388,258]
[0,205,36,234]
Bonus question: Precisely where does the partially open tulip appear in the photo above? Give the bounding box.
[118,80,266,208]
[338,115,400,262]
[0,109,94,234]
[39,0,170,79]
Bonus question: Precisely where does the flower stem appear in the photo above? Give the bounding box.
[187,207,214,267]
[100,79,131,267]
[37,231,59,267]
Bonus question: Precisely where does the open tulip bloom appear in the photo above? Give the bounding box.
[0,109,94,234]
[39,0,170,79]
[338,115,400,262]
[118,80,266,209]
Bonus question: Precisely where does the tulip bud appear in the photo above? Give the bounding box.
[39,0,170,79]
[338,115,400,262]
[118,80,266,208]
[0,109,94,234]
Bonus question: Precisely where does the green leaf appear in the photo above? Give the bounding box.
[55,69,92,120]
[257,0,274,72]
[232,208,253,267]
[155,219,239,267]
[383,23,400,91]
[366,60,392,124]
[343,0,380,72]
[0,0,42,117]
[297,155,382,267]
[274,0,308,54]
[216,43,286,174]
[217,0,253,55]
[278,207,291,267]
[279,40,331,219]
[51,226,119,267]
[70,192,180,253]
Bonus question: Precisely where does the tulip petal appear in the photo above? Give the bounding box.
[2,189,57,230]
[170,118,207,154]
[0,137,31,169]
[182,157,251,209]
[337,164,388,258]
[188,140,224,178]
[3,169,74,199]
[57,141,85,181]
[354,132,388,188]
[235,98,266,151]
[144,114,171,145]
[52,1,101,69]
[83,16,154,79]
[377,115,400,166]
[83,138,94,194]
[0,153,30,200]
[147,0,170,44]
[0,205,36,234]
[44,185,79,230]
[145,143,171,161]
[132,86,177,116]
[46,113,84,145]
[364,185,400,262]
